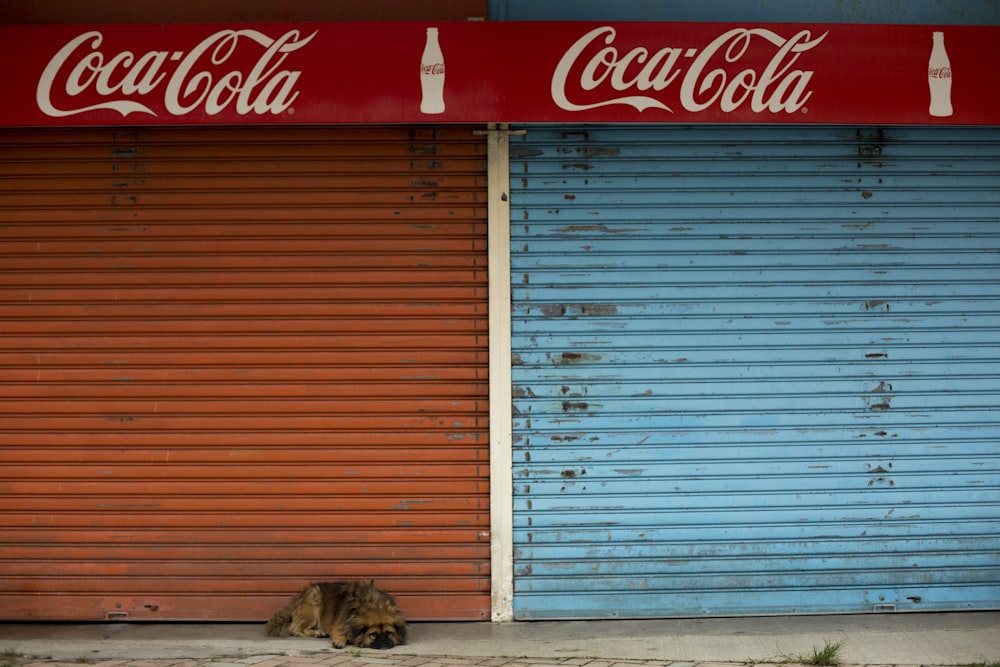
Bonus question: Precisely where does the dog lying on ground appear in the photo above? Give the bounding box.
[264,580,407,649]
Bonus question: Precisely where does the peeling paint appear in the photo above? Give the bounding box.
[511,147,543,158]
[539,303,620,317]
[554,351,602,365]
[554,224,639,234]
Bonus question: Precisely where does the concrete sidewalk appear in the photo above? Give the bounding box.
[1,613,998,667]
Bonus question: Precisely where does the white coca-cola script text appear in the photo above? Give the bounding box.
[551,26,828,114]
[37,28,317,118]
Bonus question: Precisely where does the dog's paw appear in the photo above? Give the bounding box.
[331,639,346,649]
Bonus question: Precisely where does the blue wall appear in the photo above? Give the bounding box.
[491,0,1000,24]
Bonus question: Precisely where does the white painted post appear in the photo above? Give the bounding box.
[486,122,514,622]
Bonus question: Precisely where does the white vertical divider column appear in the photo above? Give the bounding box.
[486,122,514,622]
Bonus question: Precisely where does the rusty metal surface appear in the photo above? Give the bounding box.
[508,124,1000,618]
[0,126,489,621]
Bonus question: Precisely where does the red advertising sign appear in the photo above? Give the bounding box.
[0,21,997,126]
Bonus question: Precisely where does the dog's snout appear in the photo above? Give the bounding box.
[370,633,395,650]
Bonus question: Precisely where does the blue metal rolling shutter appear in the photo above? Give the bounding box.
[509,125,1000,619]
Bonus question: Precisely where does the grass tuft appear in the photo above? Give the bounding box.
[794,639,846,666]
[1,649,24,667]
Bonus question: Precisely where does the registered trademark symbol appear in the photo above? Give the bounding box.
[801,106,809,114]
[287,107,295,115]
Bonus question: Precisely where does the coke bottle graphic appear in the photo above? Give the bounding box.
[420,27,445,114]
[928,31,953,117]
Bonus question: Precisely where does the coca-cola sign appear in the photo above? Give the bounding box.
[36,28,316,119]
[0,21,997,126]
[551,26,827,114]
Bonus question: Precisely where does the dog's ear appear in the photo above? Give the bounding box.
[394,622,407,642]
[350,623,368,645]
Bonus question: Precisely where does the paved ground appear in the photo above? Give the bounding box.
[1,613,998,667]
[6,650,720,667]
[3,651,780,667]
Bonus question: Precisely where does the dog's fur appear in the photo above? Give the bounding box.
[265,580,407,650]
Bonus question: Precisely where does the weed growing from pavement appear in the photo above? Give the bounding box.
[790,639,845,666]
[1,649,23,667]
[745,638,846,666]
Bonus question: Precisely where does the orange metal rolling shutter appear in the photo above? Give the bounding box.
[0,126,489,621]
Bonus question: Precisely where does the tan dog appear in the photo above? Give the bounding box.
[265,580,407,649]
